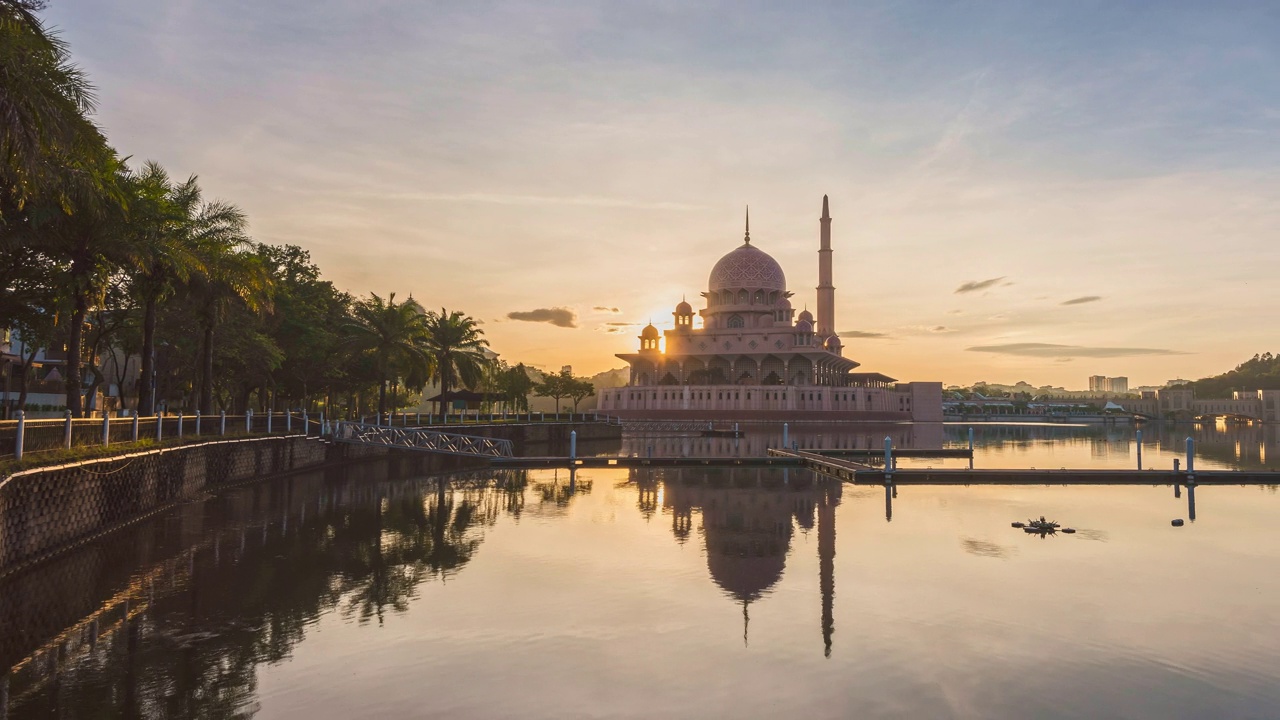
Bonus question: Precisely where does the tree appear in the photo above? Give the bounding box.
[423,309,489,416]
[534,370,568,412]
[566,374,595,411]
[340,292,430,418]
[499,363,535,413]
[187,244,273,414]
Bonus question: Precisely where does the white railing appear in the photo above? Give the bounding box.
[331,421,514,458]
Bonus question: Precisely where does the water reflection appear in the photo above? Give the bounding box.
[632,468,841,656]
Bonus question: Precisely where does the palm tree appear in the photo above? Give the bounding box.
[423,309,489,417]
[189,244,272,414]
[340,293,431,418]
[125,162,247,415]
[0,0,100,208]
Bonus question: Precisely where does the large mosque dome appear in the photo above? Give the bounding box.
[708,241,786,293]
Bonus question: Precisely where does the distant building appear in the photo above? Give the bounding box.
[598,198,943,421]
[1088,375,1129,394]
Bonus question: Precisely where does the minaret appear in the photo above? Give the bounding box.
[816,195,834,337]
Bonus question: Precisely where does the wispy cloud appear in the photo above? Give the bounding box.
[599,321,639,334]
[966,343,1186,358]
[507,307,577,328]
[346,191,703,211]
[837,330,890,339]
[954,277,1006,294]
[1061,295,1103,306]
[592,306,621,314]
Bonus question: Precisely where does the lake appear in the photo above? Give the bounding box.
[2,423,1278,719]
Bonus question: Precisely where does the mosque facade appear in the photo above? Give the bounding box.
[596,197,943,421]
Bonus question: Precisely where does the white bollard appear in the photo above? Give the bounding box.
[14,410,24,461]
[570,430,577,460]
[246,409,253,433]
[884,436,894,477]
[303,411,310,436]
[131,414,139,442]
[220,411,226,436]
[195,413,201,436]
[102,414,110,446]
[177,413,184,437]
[155,413,163,442]
[267,410,273,434]
[286,411,292,432]
[782,423,789,449]
[63,409,72,449]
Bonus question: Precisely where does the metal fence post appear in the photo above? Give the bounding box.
[195,413,201,436]
[64,409,73,449]
[246,409,253,434]
[570,430,577,460]
[884,436,894,479]
[13,410,24,461]
[286,410,292,432]
[220,411,226,436]
[102,414,110,446]
[155,413,163,442]
[177,413,184,438]
[131,413,139,442]
[302,411,309,437]
[267,409,273,434]
[1136,429,1143,470]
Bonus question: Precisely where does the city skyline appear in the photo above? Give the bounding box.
[47,0,1280,387]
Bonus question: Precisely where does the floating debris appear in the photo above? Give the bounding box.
[1011,522,1024,528]
[1172,519,1185,527]
[1062,528,1076,534]
[1017,516,1061,537]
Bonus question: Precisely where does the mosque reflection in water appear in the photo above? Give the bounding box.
[0,461,840,717]
[633,467,840,656]
[622,422,944,458]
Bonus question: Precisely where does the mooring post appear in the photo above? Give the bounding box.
[13,410,24,462]
[63,409,72,449]
[1136,429,1143,470]
[1187,483,1197,521]
[131,413,139,442]
[782,422,789,449]
[1185,436,1195,476]
[102,413,110,446]
[220,410,226,436]
[570,430,577,460]
[884,436,894,480]
[155,413,163,442]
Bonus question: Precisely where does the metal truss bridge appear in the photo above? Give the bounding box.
[332,422,514,458]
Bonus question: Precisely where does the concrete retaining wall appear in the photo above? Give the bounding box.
[0,436,339,575]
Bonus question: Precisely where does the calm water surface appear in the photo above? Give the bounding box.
[2,424,1279,719]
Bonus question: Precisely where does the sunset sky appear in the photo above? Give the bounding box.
[48,1,1280,388]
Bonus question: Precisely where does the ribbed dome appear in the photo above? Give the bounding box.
[641,323,660,339]
[675,299,693,314]
[824,335,842,350]
[708,242,786,293]
[797,309,814,323]
[795,319,813,333]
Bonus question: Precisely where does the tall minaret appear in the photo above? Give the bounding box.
[816,195,835,337]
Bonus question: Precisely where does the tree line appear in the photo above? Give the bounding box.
[0,1,597,419]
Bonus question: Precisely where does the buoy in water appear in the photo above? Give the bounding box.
[1062,528,1076,534]
[1171,519,1185,527]
[1011,522,1024,528]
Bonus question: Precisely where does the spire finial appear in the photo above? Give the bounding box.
[744,206,750,244]
[822,194,830,220]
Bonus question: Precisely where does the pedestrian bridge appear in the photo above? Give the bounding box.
[331,421,514,458]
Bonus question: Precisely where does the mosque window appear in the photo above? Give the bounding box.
[727,314,744,329]
[754,290,764,304]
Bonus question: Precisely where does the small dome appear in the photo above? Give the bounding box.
[675,299,693,314]
[777,297,792,309]
[824,335,842,350]
[797,309,814,323]
[795,319,813,333]
[708,242,786,293]
[641,323,660,339]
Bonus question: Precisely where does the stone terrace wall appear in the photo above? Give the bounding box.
[0,436,336,575]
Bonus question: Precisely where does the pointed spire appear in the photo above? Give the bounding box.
[822,194,830,220]
[743,600,750,647]
[744,206,751,244]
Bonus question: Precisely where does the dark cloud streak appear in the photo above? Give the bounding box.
[1061,296,1103,305]
[507,307,577,328]
[966,343,1186,358]
[954,277,1006,294]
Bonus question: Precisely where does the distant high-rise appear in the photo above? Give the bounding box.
[1089,375,1128,393]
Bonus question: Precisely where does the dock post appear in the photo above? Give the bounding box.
[63,409,72,449]
[1136,429,1143,470]
[1185,437,1195,475]
[783,423,789,449]
[570,430,577,460]
[102,414,110,446]
[884,436,894,480]
[1187,483,1197,522]
[967,426,974,452]
[13,411,23,462]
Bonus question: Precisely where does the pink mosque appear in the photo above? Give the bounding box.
[596,197,943,422]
